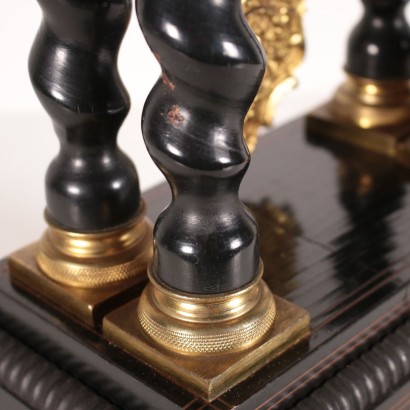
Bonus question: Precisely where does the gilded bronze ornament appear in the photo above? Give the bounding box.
[243,0,305,152]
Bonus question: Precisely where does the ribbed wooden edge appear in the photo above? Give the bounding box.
[295,319,410,409]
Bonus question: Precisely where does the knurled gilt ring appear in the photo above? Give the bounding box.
[36,201,153,288]
[138,262,276,355]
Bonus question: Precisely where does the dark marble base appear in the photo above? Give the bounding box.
[1,118,410,409]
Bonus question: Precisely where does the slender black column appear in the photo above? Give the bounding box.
[29,0,140,232]
[136,0,266,294]
[346,0,410,80]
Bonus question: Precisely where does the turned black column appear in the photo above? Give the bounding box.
[137,0,266,294]
[346,0,410,80]
[29,0,140,232]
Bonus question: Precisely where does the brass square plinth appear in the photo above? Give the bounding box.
[9,243,147,328]
[103,295,310,401]
[307,104,410,166]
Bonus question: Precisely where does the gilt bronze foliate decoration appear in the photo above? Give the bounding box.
[243,0,305,152]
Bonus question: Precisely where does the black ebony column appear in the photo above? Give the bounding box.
[307,0,410,162]
[346,0,410,80]
[136,0,266,294]
[17,0,152,305]
[29,0,140,232]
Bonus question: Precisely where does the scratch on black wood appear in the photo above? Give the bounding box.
[162,72,175,91]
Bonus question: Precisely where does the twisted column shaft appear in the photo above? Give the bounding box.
[137,0,266,293]
[30,0,140,232]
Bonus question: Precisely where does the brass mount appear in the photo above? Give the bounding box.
[330,75,410,129]
[138,263,276,355]
[308,74,410,165]
[37,201,152,288]
[9,202,153,327]
[104,262,310,400]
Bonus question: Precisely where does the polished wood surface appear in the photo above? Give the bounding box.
[1,118,410,409]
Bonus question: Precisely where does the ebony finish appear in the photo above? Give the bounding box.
[0,327,116,410]
[346,0,410,80]
[136,0,266,294]
[1,119,410,409]
[295,319,410,410]
[29,0,140,232]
